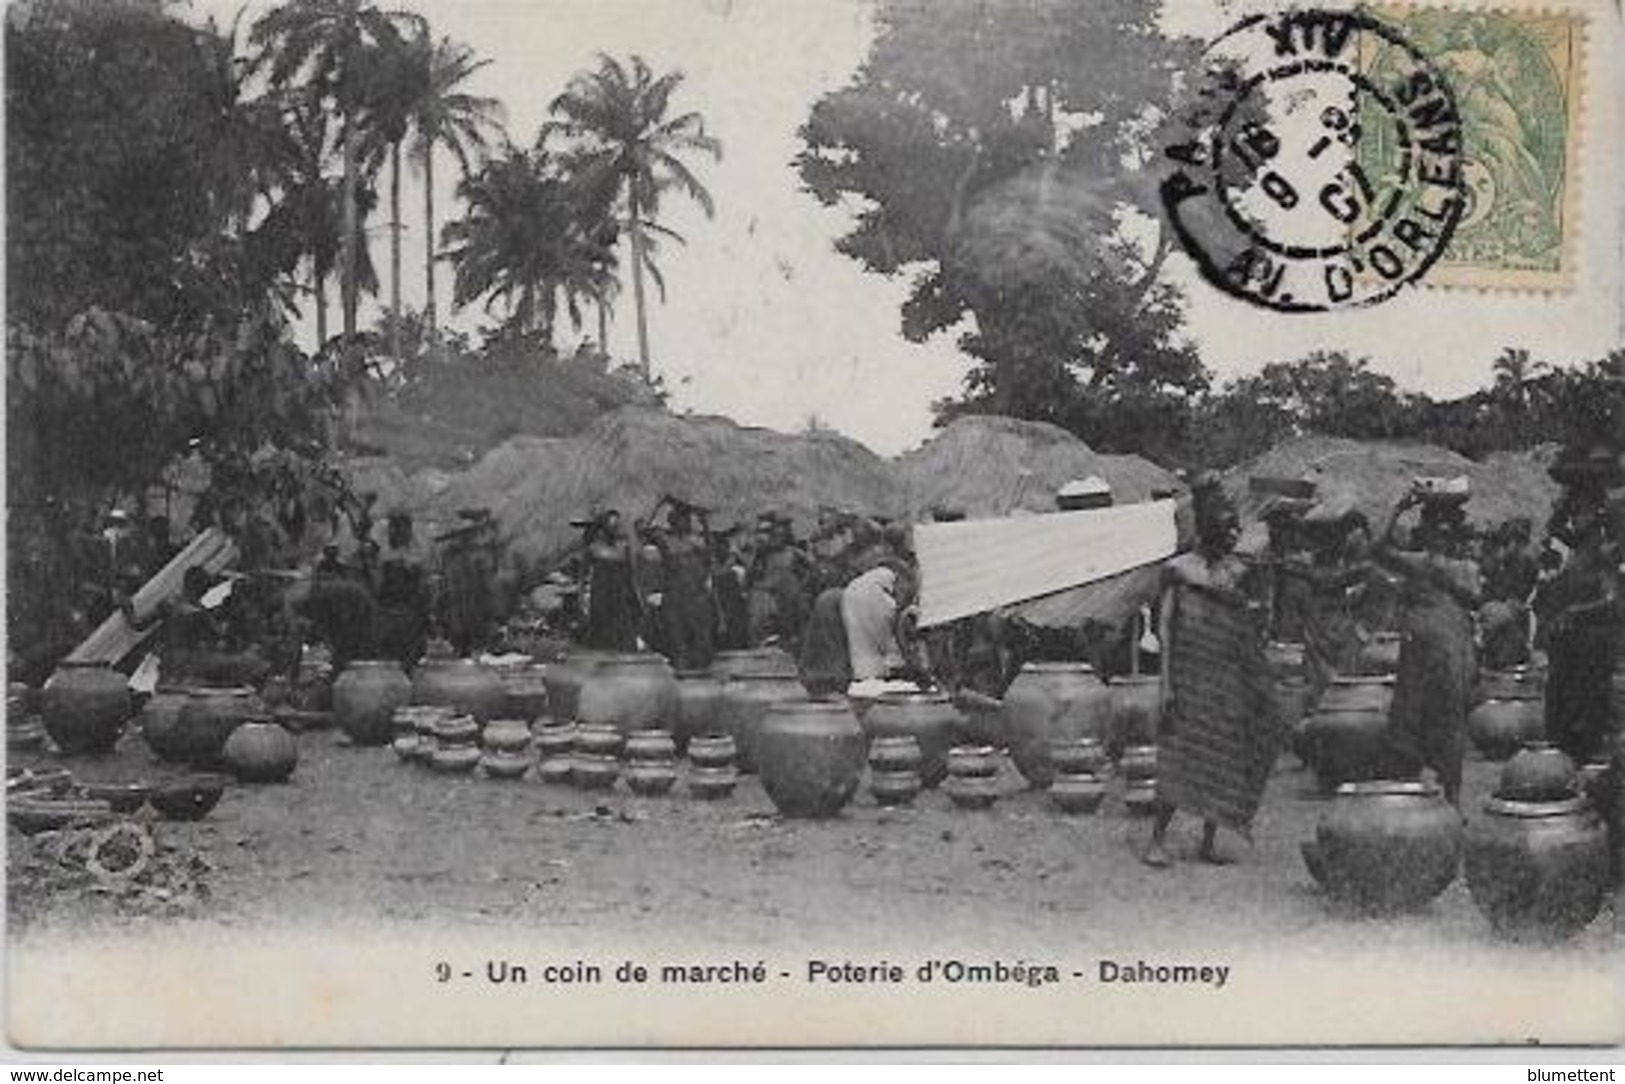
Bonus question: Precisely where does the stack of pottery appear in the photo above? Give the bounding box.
[541,650,608,724]
[1466,741,1607,941]
[332,660,412,747]
[1298,675,1403,791]
[1467,668,1545,760]
[1301,781,1462,914]
[221,718,299,783]
[427,713,481,773]
[534,720,578,784]
[174,685,266,768]
[480,719,534,780]
[391,706,446,763]
[412,657,506,722]
[576,653,681,738]
[571,722,623,791]
[672,669,725,755]
[687,734,739,799]
[497,663,552,724]
[624,730,679,796]
[716,667,807,774]
[756,699,866,819]
[945,745,999,810]
[1048,736,1108,814]
[41,661,132,755]
[861,691,962,788]
[1118,744,1159,814]
[868,735,923,807]
[1002,662,1114,789]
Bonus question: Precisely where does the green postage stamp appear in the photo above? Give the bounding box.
[1360,5,1587,291]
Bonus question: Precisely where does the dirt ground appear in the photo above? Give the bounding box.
[7,720,1618,966]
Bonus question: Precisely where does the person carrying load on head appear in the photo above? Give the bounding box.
[649,496,716,671]
[1376,478,1482,809]
[581,509,641,653]
[374,510,430,669]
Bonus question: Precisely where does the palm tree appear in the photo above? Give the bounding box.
[543,53,721,379]
[405,33,504,338]
[441,146,617,343]
[249,0,424,346]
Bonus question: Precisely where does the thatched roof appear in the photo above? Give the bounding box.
[1224,435,1559,531]
[895,415,1179,518]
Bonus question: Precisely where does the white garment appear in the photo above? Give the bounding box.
[842,567,903,681]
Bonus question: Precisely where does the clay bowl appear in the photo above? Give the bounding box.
[688,765,739,800]
[8,798,115,834]
[625,763,679,797]
[480,752,532,780]
[80,780,152,814]
[536,757,574,785]
[149,775,229,821]
[1122,779,1160,816]
[429,746,481,774]
[571,754,621,791]
[945,776,998,811]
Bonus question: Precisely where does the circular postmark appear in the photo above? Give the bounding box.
[1161,10,1467,312]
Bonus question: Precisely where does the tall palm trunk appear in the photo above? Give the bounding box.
[597,293,609,355]
[390,139,403,360]
[423,145,437,336]
[341,119,359,344]
[628,187,651,380]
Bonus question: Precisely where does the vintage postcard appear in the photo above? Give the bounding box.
[5,0,1623,1053]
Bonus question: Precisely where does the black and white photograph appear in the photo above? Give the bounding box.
[3,0,1622,1051]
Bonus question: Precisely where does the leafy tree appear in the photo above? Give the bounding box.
[442,147,617,342]
[543,53,721,380]
[796,0,1204,440]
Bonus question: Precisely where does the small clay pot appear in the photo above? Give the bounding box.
[480,752,532,780]
[1050,772,1106,814]
[688,765,738,800]
[1118,745,1159,783]
[626,762,679,796]
[536,757,575,785]
[149,774,229,821]
[1049,736,1107,777]
[946,745,999,780]
[870,769,922,807]
[625,729,678,763]
[1123,779,1159,816]
[429,745,481,774]
[688,734,737,769]
[1498,742,1576,802]
[573,722,625,758]
[481,719,534,755]
[220,720,299,784]
[571,753,621,790]
[534,721,577,759]
[432,714,480,748]
[1469,697,1546,761]
[392,735,420,762]
[869,735,923,774]
[945,775,998,810]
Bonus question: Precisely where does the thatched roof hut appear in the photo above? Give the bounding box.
[895,415,1179,518]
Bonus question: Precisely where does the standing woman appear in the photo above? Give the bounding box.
[1533,497,1619,765]
[1146,480,1277,869]
[658,502,717,671]
[584,511,641,653]
[1376,483,1482,809]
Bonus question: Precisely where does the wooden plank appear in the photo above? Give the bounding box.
[66,528,238,666]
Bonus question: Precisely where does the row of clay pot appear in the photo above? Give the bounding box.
[1301,745,1611,941]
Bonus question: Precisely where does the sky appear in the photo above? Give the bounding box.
[188,0,1623,457]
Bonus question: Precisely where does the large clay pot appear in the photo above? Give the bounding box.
[710,647,797,683]
[1309,781,1462,914]
[222,720,299,783]
[1355,632,1403,676]
[139,686,195,763]
[411,657,505,722]
[1299,676,1405,791]
[717,671,807,773]
[862,691,964,788]
[41,661,131,755]
[333,660,413,746]
[673,670,725,754]
[1466,796,1609,941]
[497,664,551,722]
[1001,662,1114,789]
[1107,675,1161,751]
[576,653,681,738]
[175,686,266,767]
[755,698,866,819]
[1498,742,1576,802]
[540,651,607,723]
[1468,694,1545,762]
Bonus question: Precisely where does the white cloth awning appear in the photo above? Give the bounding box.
[914,500,1178,628]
